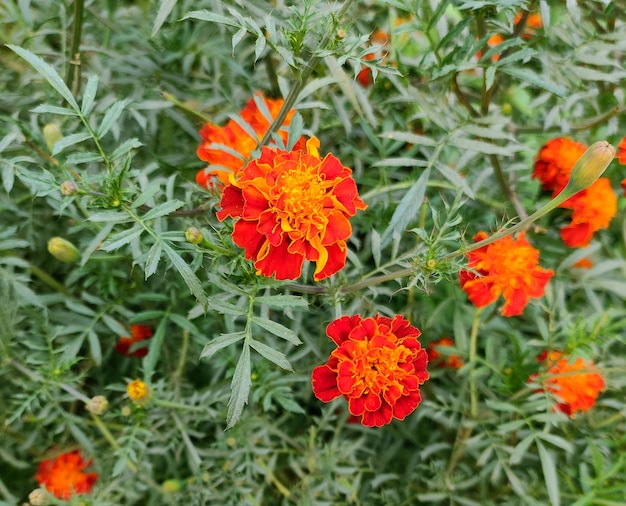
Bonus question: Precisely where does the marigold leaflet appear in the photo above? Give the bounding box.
[35,450,98,499]
[216,137,367,281]
[459,231,554,317]
[115,323,153,358]
[311,314,429,427]
[532,351,605,417]
[196,93,299,188]
[427,337,464,369]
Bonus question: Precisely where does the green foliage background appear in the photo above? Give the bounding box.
[1,0,625,504]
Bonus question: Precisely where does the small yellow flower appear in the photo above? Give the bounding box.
[127,380,151,406]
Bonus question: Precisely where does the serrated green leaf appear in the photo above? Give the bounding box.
[510,434,534,465]
[206,296,246,316]
[537,441,560,506]
[52,132,92,155]
[152,0,178,37]
[2,163,15,193]
[436,162,475,199]
[253,295,308,309]
[381,168,430,248]
[88,211,132,223]
[110,138,142,160]
[226,344,251,429]
[381,131,438,147]
[143,316,167,381]
[183,10,240,28]
[162,242,208,307]
[142,200,184,221]
[144,241,162,278]
[100,225,143,251]
[249,338,293,371]
[65,152,103,165]
[200,332,246,359]
[252,316,302,345]
[7,45,80,111]
[499,67,567,98]
[97,100,129,138]
[81,74,99,116]
[31,104,78,116]
[448,136,513,155]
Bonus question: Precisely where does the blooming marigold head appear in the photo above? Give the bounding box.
[427,337,464,369]
[115,324,153,358]
[459,231,554,317]
[196,93,298,188]
[35,450,98,500]
[216,137,367,281]
[311,314,429,427]
[532,351,605,417]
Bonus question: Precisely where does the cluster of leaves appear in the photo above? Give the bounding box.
[1,0,625,504]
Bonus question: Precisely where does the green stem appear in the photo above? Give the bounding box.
[65,0,85,96]
[162,91,213,123]
[469,307,483,418]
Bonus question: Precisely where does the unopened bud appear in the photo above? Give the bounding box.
[43,123,62,152]
[28,489,49,506]
[47,237,80,263]
[60,180,78,196]
[161,479,183,494]
[336,28,347,40]
[185,227,203,244]
[565,141,616,194]
[85,395,109,415]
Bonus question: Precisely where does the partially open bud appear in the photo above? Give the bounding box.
[60,180,78,196]
[43,123,62,152]
[127,379,152,407]
[85,395,109,415]
[47,237,80,263]
[564,141,616,195]
[185,227,203,245]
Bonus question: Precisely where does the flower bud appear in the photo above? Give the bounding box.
[127,379,152,406]
[564,141,616,194]
[47,237,80,263]
[161,479,183,494]
[43,123,62,152]
[85,395,109,415]
[28,489,49,506]
[185,227,203,244]
[60,180,78,196]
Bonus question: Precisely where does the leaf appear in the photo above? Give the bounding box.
[110,138,142,160]
[81,74,99,116]
[161,242,208,307]
[182,10,240,28]
[448,136,513,156]
[52,132,92,155]
[152,0,178,38]
[65,152,103,165]
[141,200,184,221]
[31,104,78,116]
[226,343,251,429]
[143,316,167,381]
[249,338,293,371]
[436,162,475,199]
[207,297,246,316]
[7,45,80,111]
[253,295,308,309]
[510,434,534,465]
[81,223,114,266]
[88,211,132,223]
[100,225,143,251]
[380,168,430,248]
[2,162,15,193]
[200,332,246,359]
[97,100,129,138]
[144,241,162,278]
[537,441,560,506]
[499,67,567,98]
[252,316,302,345]
[381,131,438,147]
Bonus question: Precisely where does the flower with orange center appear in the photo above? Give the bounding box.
[532,351,605,417]
[533,137,587,192]
[216,137,367,281]
[459,231,554,317]
[427,337,464,369]
[617,135,626,165]
[196,93,298,188]
[311,314,429,427]
[558,177,617,248]
[127,379,151,405]
[35,450,98,499]
[115,323,153,358]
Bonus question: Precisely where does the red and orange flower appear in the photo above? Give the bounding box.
[532,351,605,417]
[196,93,299,188]
[427,337,464,369]
[216,137,367,281]
[115,324,153,358]
[459,231,554,317]
[35,450,98,499]
[533,137,617,248]
[617,135,626,165]
[311,314,429,427]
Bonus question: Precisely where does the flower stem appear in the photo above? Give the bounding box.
[469,307,483,418]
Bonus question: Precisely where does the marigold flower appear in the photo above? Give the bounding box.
[573,257,593,269]
[459,231,554,317]
[427,337,464,369]
[311,314,429,427]
[115,324,153,358]
[196,93,298,188]
[35,450,98,500]
[514,11,542,38]
[216,137,367,281]
[127,379,151,405]
[533,137,587,192]
[616,135,626,165]
[532,351,605,417]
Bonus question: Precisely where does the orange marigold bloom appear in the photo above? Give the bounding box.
[617,136,626,165]
[459,231,554,317]
[115,324,153,358]
[196,93,297,187]
[127,379,151,405]
[533,351,605,417]
[312,314,429,427]
[558,177,617,248]
[216,137,367,281]
[533,137,587,192]
[573,257,593,269]
[427,337,464,369]
[514,11,542,38]
[35,450,98,499]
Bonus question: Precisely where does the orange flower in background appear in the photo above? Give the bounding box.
[558,177,617,248]
[115,324,153,358]
[459,231,554,317]
[427,337,464,369]
[532,351,605,417]
[617,136,626,165]
[312,314,429,427]
[514,11,542,38]
[621,178,626,197]
[35,450,98,499]
[573,257,593,269]
[196,93,298,188]
[357,30,389,86]
[533,137,587,192]
[216,137,367,281]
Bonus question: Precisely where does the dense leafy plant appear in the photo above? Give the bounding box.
[1,0,625,504]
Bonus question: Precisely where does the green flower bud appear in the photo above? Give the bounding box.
[42,123,62,152]
[60,180,78,196]
[85,395,109,415]
[47,237,80,263]
[564,141,616,195]
[161,479,183,494]
[185,227,203,244]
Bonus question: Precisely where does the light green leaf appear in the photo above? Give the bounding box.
[200,332,246,359]
[52,132,92,155]
[249,338,293,371]
[252,316,302,345]
[381,131,438,147]
[162,242,208,307]
[97,100,129,138]
[207,296,246,316]
[110,138,142,160]
[499,67,567,98]
[31,104,78,116]
[88,211,132,223]
[537,441,560,506]
[142,200,184,221]
[253,295,308,309]
[226,344,251,429]
[448,136,513,156]
[152,0,178,38]
[100,225,143,251]
[144,241,162,278]
[183,10,240,28]
[81,74,99,116]
[65,152,103,165]
[7,45,80,111]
